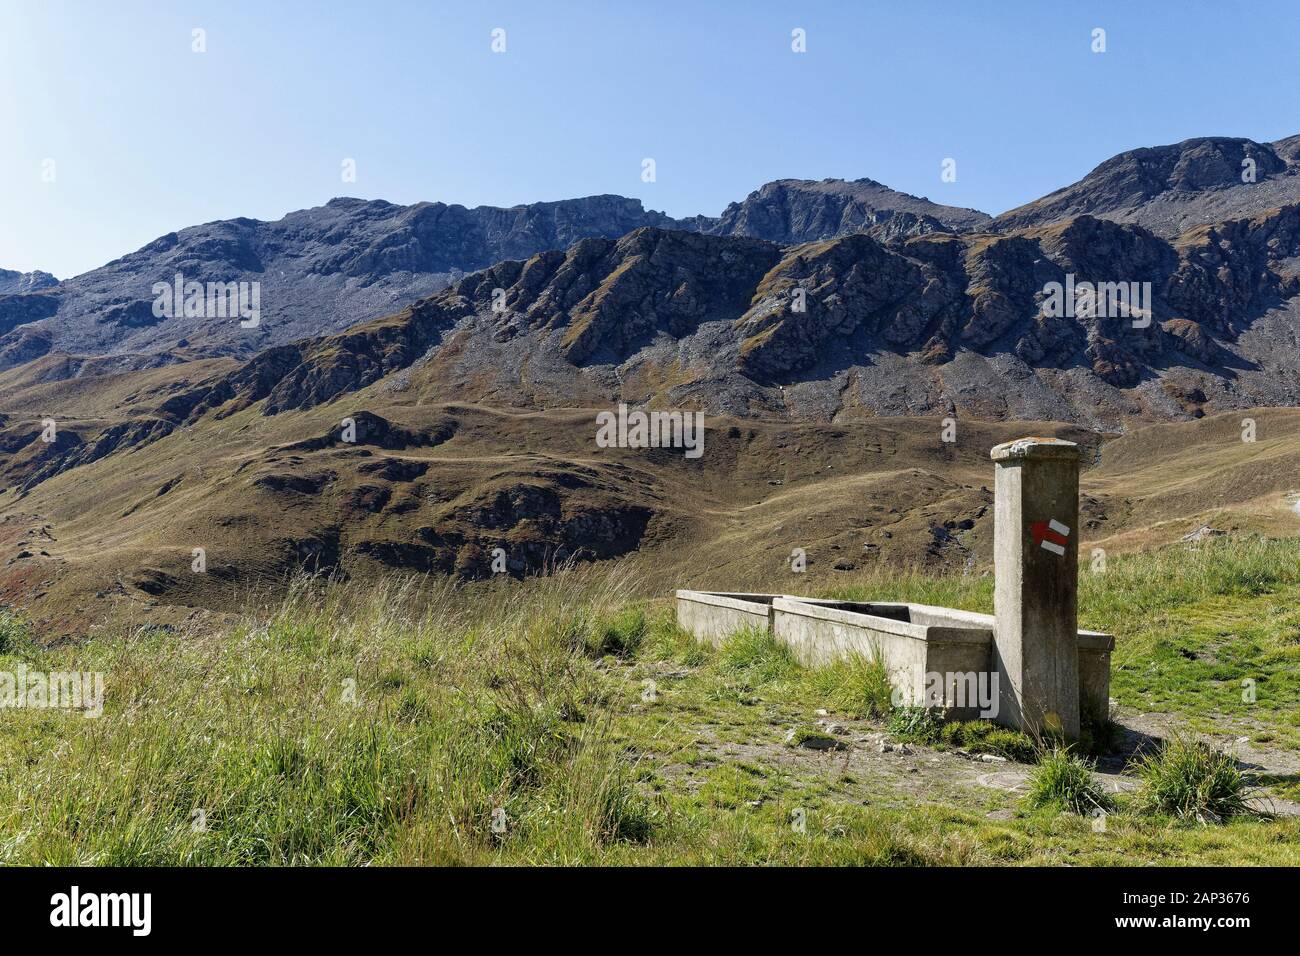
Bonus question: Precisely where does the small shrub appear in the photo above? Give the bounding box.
[889,706,940,744]
[1133,736,1254,822]
[1025,748,1112,815]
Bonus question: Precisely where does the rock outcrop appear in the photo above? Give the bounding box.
[705,178,991,242]
[0,269,58,295]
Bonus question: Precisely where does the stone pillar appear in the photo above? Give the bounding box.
[990,438,1081,740]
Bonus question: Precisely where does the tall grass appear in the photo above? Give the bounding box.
[802,654,893,719]
[0,565,653,865]
[824,568,994,615]
[1078,535,1300,636]
[1,535,1297,865]
[716,626,797,684]
[0,609,29,655]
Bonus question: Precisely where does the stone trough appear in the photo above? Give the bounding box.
[675,590,1113,725]
[675,438,1115,738]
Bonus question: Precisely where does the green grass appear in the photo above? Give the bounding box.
[888,709,1036,761]
[0,570,650,864]
[716,626,797,684]
[939,720,1038,762]
[801,654,893,719]
[784,723,841,749]
[583,606,647,658]
[1079,538,1300,747]
[1,536,1298,865]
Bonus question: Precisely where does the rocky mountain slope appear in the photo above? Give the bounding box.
[993,135,1300,236]
[133,203,1300,430]
[0,180,977,368]
[0,195,685,366]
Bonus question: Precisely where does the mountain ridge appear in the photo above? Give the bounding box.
[3,132,1300,434]
[126,203,1300,435]
[0,178,979,368]
[8,132,1297,375]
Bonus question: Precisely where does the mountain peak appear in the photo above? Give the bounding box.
[0,268,59,294]
[993,134,1300,235]
[708,177,991,244]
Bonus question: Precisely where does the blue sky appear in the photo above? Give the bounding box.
[2,0,1297,279]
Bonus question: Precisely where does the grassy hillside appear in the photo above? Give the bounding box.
[3,388,1298,639]
[1,535,1297,865]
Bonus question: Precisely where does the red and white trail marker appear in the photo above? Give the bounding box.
[1031,519,1070,556]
